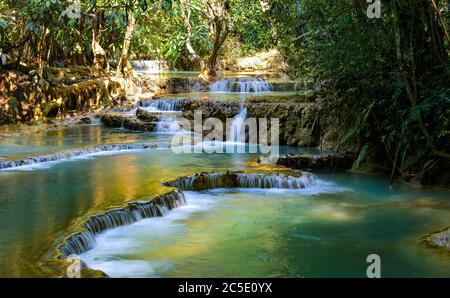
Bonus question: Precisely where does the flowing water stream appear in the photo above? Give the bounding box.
[0,73,449,277]
[1,122,449,278]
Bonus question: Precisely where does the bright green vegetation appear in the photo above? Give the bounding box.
[1,0,448,182]
[270,0,450,183]
[0,0,449,278]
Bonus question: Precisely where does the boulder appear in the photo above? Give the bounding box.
[260,152,354,170]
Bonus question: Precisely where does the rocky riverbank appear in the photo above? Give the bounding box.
[260,152,355,170]
[99,93,334,148]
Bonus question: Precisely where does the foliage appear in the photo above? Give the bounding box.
[270,0,450,180]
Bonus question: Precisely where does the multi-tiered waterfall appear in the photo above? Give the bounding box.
[140,99,183,133]
[212,78,273,143]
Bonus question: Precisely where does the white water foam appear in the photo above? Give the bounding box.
[210,78,273,93]
[0,144,171,172]
[79,179,348,277]
[79,192,224,277]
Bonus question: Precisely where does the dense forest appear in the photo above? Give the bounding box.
[1,0,449,185]
[1,0,450,280]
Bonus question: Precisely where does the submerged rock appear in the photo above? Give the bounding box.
[423,227,450,250]
[78,117,92,124]
[100,112,156,132]
[265,152,354,170]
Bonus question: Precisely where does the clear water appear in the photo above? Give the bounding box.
[0,126,449,277]
[158,91,302,101]
[136,70,289,82]
[81,184,450,278]
[0,125,170,160]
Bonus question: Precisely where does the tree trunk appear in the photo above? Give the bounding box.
[181,0,229,82]
[117,3,136,77]
[91,7,109,76]
[37,26,50,75]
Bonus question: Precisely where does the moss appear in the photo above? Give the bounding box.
[246,93,312,104]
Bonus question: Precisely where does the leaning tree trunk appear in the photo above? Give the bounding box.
[181,0,230,82]
[91,8,109,76]
[116,3,136,77]
[205,19,229,80]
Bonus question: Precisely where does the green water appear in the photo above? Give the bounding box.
[81,185,450,278]
[0,125,169,159]
[0,125,449,277]
[159,91,303,101]
[137,70,289,82]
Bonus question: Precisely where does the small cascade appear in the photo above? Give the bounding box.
[131,60,168,73]
[140,99,183,133]
[189,78,202,93]
[59,190,186,257]
[210,78,273,93]
[210,78,271,142]
[229,108,248,143]
[0,142,169,170]
[156,117,181,133]
[60,232,97,256]
[140,99,183,112]
[237,173,316,189]
[163,172,318,191]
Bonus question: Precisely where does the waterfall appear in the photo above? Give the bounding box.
[229,108,248,143]
[140,99,183,133]
[237,173,316,189]
[59,190,186,257]
[140,99,183,112]
[0,142,170,170]
[210,78,273,93]
[163,172,318,191]
[131,60,168,73]
[210,78,272,142]
[156,117,181,133]
[190,79,202,93]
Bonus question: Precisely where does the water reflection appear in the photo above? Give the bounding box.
[0,126,448,277]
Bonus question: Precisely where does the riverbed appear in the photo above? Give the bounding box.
[0,124,448,277]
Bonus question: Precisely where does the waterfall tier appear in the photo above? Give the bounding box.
[131,60,168,72]
[0,142,169,170]
[229,108,248,143]
[139,99,184,132]
[210,78,273,93]
[59,190,186,257]
[140,99,184,112]
[163,172,317,191]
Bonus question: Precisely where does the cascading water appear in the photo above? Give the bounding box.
[0,142,169,170]
[209,78,273,143]
[210,78,273,93]
[131,60,168,73]
[140,99,183,112]
[59,190,186,257]
[229,107,248,143]
[163,172,318,191]
[140,99,183,133]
